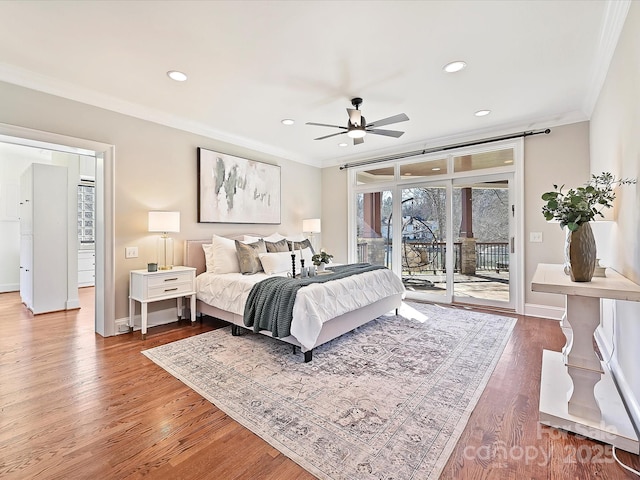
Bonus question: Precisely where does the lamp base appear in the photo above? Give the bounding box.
[158,265,173,270]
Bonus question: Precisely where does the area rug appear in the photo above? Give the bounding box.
[142,302,516,480]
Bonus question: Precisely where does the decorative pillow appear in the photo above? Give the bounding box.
[265,238,290,253]
[210,234,241,274]
[300,247,314,266]
[259,251,295,275]
[202,244,214,272]
[292,238,315,255]
[243,235,261,243]
[235,239,266,274]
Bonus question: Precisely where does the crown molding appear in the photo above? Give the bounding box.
[0,63,322,168]
[582,0,631,117]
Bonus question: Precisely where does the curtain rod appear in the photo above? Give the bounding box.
[339,128,551,170]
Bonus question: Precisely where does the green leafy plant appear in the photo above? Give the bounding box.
[541,172,636,231]
[311,250,333,266]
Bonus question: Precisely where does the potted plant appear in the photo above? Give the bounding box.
[311,249,333,271]
[541,172,636,281]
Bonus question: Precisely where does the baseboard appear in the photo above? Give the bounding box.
[595,328,640,432]
[524,303,564,320]
[116,306,183,336]
[66,299,80,309]
[0,283,19,293]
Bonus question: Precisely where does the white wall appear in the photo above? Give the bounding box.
[589,2,640,426]
[0,80,322,325]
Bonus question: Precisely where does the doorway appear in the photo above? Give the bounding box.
[0,122,115,336]
[350,140,523,312]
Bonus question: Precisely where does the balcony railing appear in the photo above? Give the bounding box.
[357,239,509,274]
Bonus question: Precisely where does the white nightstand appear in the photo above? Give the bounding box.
[128,266,196,339]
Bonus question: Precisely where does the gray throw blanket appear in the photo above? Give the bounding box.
[243,263,386,338]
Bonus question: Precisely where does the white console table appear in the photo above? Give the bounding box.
[531,263,640,453]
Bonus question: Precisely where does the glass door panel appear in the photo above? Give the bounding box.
[452,178,511,306]
[400,185,448,299]
[356,190,393,268]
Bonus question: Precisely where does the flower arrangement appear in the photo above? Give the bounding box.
[541,172,636,231]
[311,249,333,266]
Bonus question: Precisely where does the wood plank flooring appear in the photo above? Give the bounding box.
[1,288,639,479]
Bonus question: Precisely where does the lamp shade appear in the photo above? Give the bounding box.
[303,218,321,233]
[148,211,180,233]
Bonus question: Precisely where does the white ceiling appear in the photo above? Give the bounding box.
[0,1,629,168]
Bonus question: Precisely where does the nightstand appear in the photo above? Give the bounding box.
[128,266,196,339]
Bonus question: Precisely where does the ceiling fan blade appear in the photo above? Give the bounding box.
[366,128,405,138]
[366,113,409,128]
[314,131,348,140]
[354,137,365,145]
[347,108,362,126]
[306,122,348,130]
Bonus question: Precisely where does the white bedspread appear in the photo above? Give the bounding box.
[196,268,405,349]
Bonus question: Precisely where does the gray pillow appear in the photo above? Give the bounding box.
[265,238,290,253]
[293,239,315,255]
[235,239,267,274]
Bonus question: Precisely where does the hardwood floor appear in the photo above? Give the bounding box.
[1,289,639,479]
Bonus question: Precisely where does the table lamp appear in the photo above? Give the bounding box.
[148,211,180,270]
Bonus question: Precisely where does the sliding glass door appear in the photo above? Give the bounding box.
[349,140,521,312]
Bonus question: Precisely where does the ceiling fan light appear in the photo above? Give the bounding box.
[347,128,366,139]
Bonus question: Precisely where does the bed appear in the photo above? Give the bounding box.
[185,237,405,362]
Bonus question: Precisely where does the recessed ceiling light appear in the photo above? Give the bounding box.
[338,142,348,147]
[475,110,491,117]
[443,61,466,73]
[281,119,295,126]
[167,70,187,82]
[432,167,441,171]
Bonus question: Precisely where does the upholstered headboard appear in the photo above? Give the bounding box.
[184,234,265,276]
[184,239,210,276]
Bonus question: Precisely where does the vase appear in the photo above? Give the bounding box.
[564,222,597,282]
[317,262,326,272]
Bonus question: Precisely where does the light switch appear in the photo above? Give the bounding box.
[125,246,138,258]
[529,232,543,243]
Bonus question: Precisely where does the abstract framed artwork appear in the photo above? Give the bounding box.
[197,147,281,224]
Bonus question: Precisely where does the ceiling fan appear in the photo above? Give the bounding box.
[306,97,409,145]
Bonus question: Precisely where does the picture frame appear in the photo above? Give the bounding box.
[197,147,281,224]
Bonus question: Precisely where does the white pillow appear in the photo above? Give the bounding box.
[259,251,295,275]
[202,244,215,272]
[243,235,261,243]
[211,234,241,274]
[258,249,313,275]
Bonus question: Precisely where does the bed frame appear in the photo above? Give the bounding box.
[184,239,403,362]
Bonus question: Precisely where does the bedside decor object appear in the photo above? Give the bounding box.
[312,249,333,272]
[148,211,180,270]
[541,172,636,282]
[197,147,281,224]
[147,263,158,272]
[302,218,321,251]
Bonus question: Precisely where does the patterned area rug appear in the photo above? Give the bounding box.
[142,302,516,480]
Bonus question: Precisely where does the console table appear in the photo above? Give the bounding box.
[531,263,640,453]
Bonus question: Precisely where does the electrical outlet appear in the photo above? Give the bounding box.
[125,246,138,258]
[529,232,543,243]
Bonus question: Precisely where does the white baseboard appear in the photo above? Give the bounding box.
[0,283,19,293]
[595,327,640,433]
[524,303,564,320]
[116,306,184,335]
[66,299,80,309]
